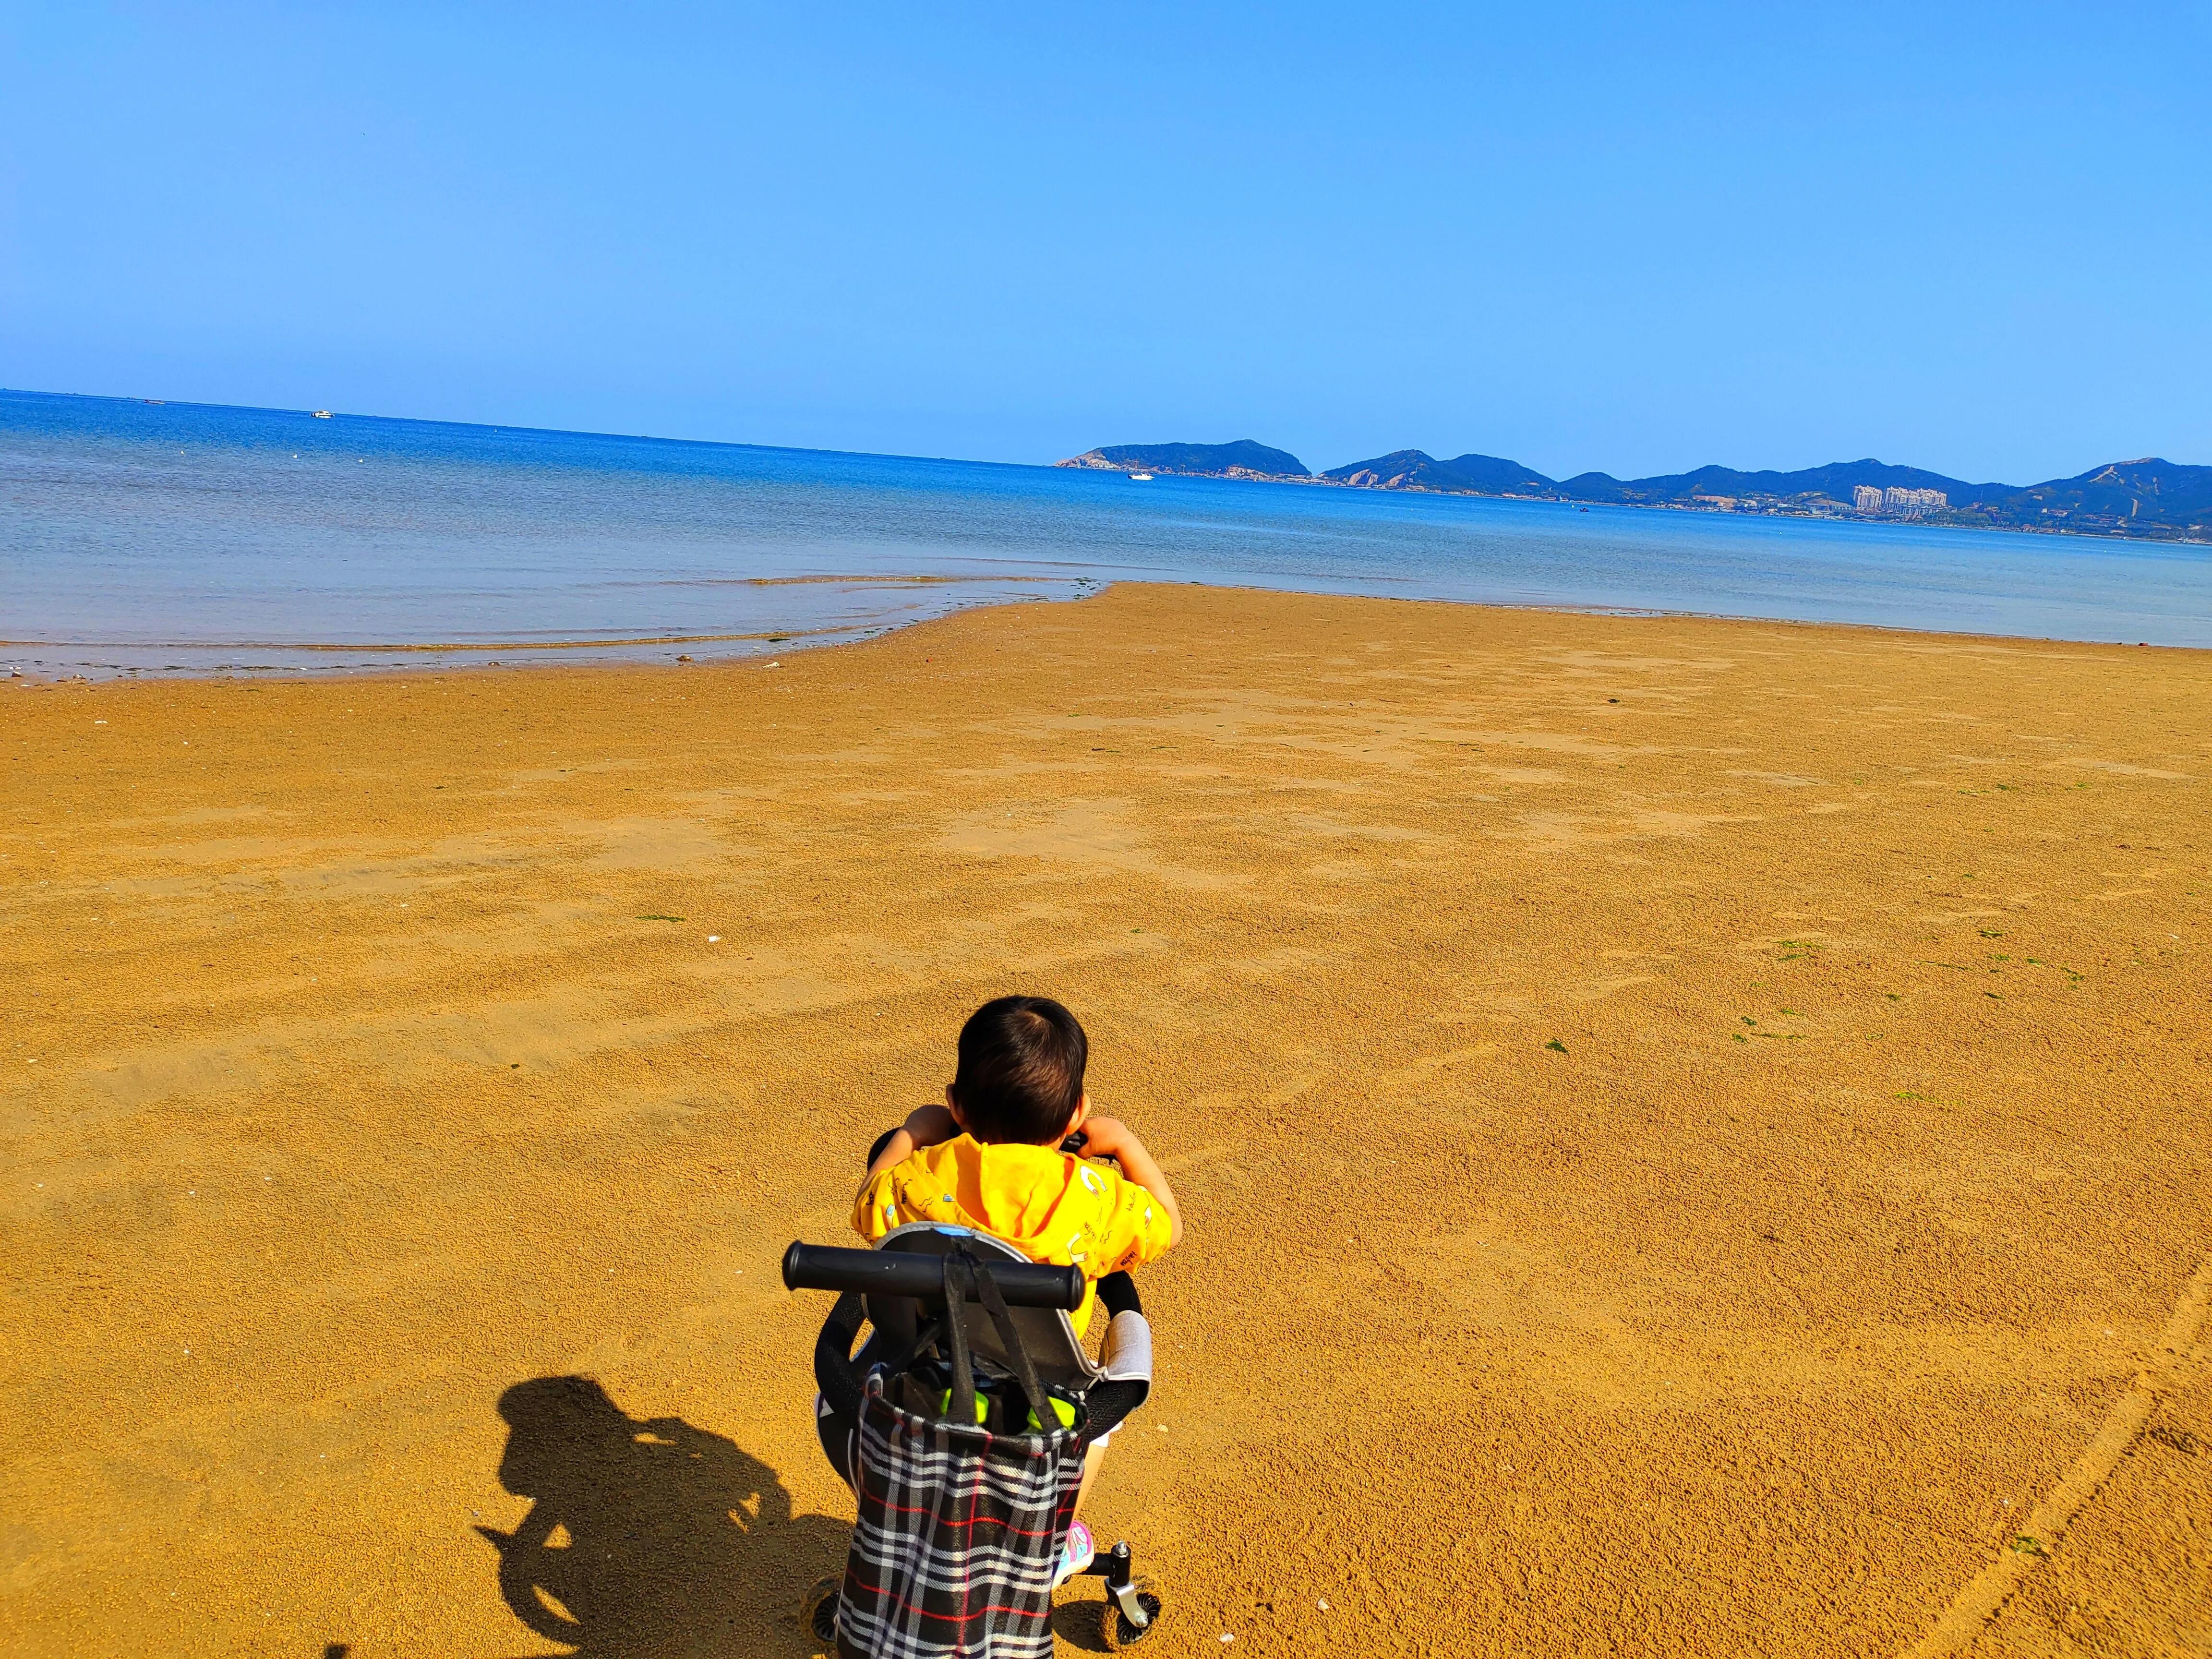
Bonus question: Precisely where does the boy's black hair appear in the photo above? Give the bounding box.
[950,995,1087,1144]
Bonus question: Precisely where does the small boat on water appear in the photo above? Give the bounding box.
[313,409,332,419]
[1128,472,1154,481]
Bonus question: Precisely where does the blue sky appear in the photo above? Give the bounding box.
[3,2,2207,482]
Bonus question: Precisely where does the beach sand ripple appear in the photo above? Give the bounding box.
[3,585,2207,1656]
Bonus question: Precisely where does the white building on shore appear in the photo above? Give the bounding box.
[1855,484,1948,517]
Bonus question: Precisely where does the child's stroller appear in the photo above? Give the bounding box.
[783,1223,1164,1653]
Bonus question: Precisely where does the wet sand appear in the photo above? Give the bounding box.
[4,583,2208,1657]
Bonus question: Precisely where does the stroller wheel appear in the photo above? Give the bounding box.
[1098,1575,1163,1650]
[799,1575,841,1648]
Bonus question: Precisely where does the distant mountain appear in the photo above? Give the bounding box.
[1056,440,1309,479]
[1323,450,1558,494]
[1058,437,2211,538]
[1555,456,2210,534]
[1556,458,2013,507]
[2006,458,2212,531]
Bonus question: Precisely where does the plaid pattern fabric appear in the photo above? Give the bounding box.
[836,1370,1084,1659]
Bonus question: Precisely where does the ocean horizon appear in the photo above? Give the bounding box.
[6,386,2210,679]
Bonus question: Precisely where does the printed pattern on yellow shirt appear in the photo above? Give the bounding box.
[852,1134,1174,1336]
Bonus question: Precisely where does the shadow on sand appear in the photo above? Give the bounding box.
[475,1375,848,1656]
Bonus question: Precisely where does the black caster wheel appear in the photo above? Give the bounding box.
[799,1575,841,1649]
[1098,1575,1162,1650]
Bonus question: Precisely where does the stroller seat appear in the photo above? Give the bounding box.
[862,1222,1152,1396]
[791,1223,1152,1482]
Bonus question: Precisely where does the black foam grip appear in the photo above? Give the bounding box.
[782,1241,1086,1311]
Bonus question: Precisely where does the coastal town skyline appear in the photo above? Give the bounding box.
[1052,437,2209,540]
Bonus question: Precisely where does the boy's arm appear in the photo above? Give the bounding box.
[863,1102,958,1181]
[1078,1117,1183,1249]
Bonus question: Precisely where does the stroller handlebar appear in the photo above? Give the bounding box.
[782,1241,1087,1311]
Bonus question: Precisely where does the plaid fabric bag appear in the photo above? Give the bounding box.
[835,1253,1088,1659]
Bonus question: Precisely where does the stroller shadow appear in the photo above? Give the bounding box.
[476,1375,847,1657]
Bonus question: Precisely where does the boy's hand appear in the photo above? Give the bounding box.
[1076,1116,1133,1160]
[863,1103,960,1182]
[1073,1117,1183,1249]
[902,1103,958,1148]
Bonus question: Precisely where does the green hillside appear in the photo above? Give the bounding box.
[1055,440,1309,478]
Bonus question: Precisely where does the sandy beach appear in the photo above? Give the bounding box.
[4,582,2207,1657]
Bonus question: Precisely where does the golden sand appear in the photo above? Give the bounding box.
[4,584,2208,1657]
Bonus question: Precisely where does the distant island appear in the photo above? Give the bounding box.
[1058,440,1310,481]
[1056,441,2212,541]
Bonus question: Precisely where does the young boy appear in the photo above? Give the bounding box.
[854,994,1182,1578]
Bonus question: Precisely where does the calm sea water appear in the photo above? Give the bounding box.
[5,388,2209,678]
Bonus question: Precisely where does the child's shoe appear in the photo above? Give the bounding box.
[1053,1518,1095,1587]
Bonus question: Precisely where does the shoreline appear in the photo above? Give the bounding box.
[14,393,2211,672]
[7,577,2205,687]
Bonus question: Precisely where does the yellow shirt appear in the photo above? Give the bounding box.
[852,1134,1174,1336]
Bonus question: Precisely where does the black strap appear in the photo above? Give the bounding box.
[940,1249,1058,1437]
[968,1254,1057,1436]
[941,1252,977,1427]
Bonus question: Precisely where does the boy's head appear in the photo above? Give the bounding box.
[948,995,1087,1145]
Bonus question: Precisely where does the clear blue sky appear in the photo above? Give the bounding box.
[4,2,2207,482]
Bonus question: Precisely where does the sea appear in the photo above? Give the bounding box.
[5,387,2209,679]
